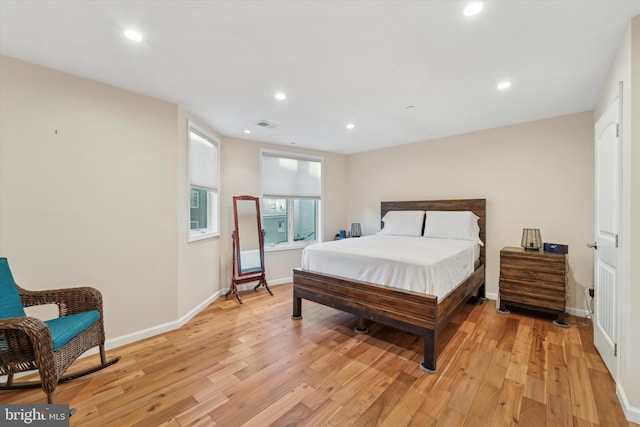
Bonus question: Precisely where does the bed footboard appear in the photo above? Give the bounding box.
[292,263,485,373]
[292,268,438,330]
[292,268,440,370]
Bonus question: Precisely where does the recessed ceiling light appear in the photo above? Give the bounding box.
[244,130,251,134]
[497,81,512,90]
[274,92,286,101]
[463,2,483,17]
[346,123,355,130]
[123,29,143,42]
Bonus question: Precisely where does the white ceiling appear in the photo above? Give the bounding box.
[1,1,639,154]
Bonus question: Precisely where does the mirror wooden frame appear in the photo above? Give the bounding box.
[226,195,272,304]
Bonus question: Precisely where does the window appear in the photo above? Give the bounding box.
[188,122,219,241]
[261,150,322,248]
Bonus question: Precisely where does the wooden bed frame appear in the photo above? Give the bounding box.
[292,198,486,373]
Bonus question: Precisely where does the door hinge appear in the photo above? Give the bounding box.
[614,343,618,357]
[616,123,620,137]
[616,234,619,248]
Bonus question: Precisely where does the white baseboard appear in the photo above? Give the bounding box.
[617,383,640,423]
[102,289,224,353]
[565,306,590,318]
[267,277,292,286]
[235,276,291,292]
[104,279,291,352]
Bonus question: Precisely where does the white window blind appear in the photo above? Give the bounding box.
[189,129,218,190]
[261,152,321,198]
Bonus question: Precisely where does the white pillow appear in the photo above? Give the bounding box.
[424,211,483,246]
[378,210,425,236]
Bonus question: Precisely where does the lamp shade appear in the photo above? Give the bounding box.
[521,228,542,251]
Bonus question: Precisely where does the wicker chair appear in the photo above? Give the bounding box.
[0,258,120,403]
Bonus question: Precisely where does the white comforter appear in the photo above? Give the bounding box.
[301,235,479,299]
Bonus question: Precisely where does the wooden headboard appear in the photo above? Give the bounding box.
[380,199,486,266]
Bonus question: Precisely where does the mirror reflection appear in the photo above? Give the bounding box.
[227,195,272,304]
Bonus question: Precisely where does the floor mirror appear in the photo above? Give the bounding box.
[227,195,271,304]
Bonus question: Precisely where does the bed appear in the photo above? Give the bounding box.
[292,199,486,373]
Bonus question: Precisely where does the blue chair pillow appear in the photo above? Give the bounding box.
[0,258,27,319]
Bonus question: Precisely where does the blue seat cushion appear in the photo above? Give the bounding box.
[44,310,100,351]
[0,258,27,319]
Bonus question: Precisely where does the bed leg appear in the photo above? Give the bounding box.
[467,283,486,305]
[419,330,436,373]
[354,317,369,334]
[292,292,302,320]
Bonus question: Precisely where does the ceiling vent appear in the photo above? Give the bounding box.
[256,120,278,129]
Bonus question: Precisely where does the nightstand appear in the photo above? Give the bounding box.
[498,246,568,328]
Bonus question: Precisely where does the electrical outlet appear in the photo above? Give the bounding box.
[589,288,595,298]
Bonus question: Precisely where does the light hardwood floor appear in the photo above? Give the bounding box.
[2,283,636,426]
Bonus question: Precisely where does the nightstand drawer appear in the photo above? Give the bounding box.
[500,257,566,276]
[500,279,566,307]
[500,267,566,285]
[500,276,566,291]
[500,290,565,311]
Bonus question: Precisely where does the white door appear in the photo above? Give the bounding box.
[592,96,621,378]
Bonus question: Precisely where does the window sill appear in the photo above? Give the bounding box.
[265,241,317,252]
[188,231,219,243]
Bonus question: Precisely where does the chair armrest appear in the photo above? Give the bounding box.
[17,285,103,317]
[0,317,55,375]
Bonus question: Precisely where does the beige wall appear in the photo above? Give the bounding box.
[346,112,594,314]
[594,15,640,421]
[0,56,180,339]
[220,137,348,288]
[0,56,225,345]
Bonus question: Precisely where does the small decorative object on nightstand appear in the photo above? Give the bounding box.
[498,246,569,328]
[521,228,542,251]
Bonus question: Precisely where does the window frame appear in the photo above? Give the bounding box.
[260,149,323,251]
[188,121,220,242]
